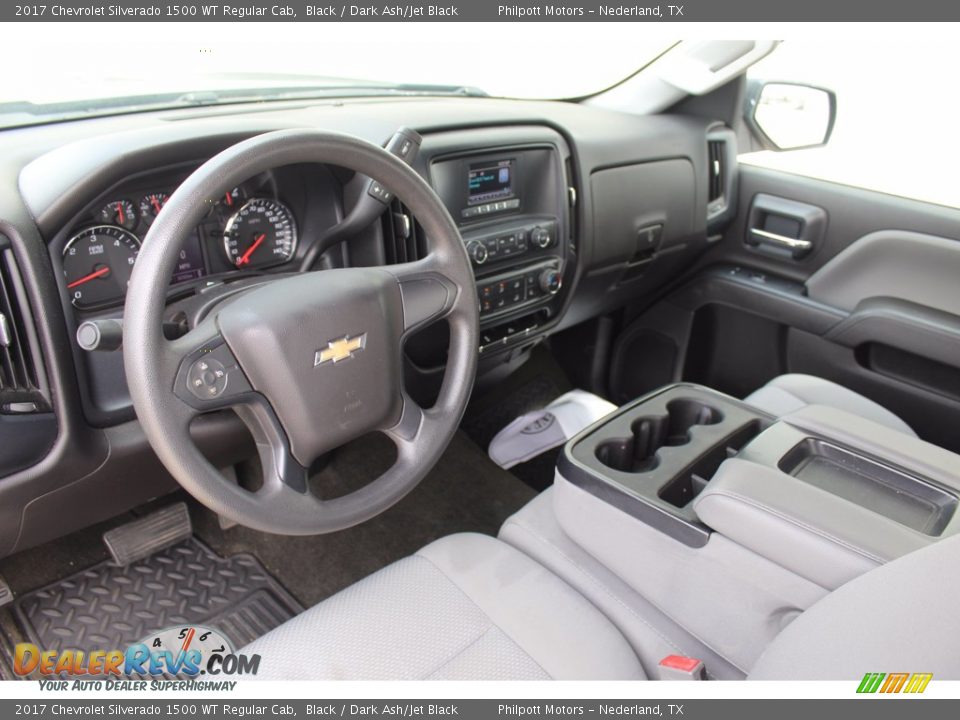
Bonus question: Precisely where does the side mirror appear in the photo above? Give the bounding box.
[745,80,837,151]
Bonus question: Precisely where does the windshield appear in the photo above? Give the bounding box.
[2,25,675,128]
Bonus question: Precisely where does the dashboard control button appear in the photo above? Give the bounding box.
[367,181,393,203]
[497,235,517,256]
[531,226,552,249]
[515,230,528,251]
[176,342,252,407]
[466,240,488,265]
[187,357,228,399]
[539,268,562,294]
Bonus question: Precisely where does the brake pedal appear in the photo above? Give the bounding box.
[103,502,193,566]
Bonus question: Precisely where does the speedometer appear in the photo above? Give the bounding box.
[63,225,140,309]
[223,198,297,270]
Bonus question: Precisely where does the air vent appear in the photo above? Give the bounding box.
[0,246,44,409]
[706,127,737,230]
[381,199,427,265]
[708,139,726,203]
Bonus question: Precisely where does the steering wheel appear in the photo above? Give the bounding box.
[123,130,478,534]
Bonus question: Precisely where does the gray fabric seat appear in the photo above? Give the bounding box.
[243,527,960,680]
[241,532,645,680]
[744,373,916,437]
[750,531,960,679]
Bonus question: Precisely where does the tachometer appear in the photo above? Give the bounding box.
[63,225,140,309]
[223,198,297,269]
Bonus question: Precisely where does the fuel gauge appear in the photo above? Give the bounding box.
[99,199,138,230]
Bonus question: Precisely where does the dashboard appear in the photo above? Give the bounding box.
[56,164,338,313]
[0,94,723,556]
[63,175,294,309]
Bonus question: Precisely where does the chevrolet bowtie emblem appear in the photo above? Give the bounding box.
[314,334,367,366]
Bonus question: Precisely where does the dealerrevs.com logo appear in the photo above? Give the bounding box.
[857,672,933,694]
[14,625,260,689]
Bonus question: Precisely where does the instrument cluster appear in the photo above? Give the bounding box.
[62,172,298,310]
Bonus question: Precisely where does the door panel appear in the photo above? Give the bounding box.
[610,165,960,452]
[709,165,960,282]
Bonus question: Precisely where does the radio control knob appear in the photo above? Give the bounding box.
[466,240,488,265]
[539,268,562,295]
[531,226,552,248]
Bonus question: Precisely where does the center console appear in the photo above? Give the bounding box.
[559,384,960,583]
[559,384,771,548]
[502,382,960,675]
[429,144,569,354]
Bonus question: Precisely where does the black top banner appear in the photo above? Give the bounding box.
[5,0,960,22]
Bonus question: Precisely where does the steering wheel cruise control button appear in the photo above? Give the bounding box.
[187,358,227,399]
[175,340,252,408]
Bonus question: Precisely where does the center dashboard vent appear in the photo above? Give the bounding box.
[0,244,47,411]
[381,199,427,265]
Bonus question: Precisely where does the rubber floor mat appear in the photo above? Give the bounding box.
[12,538,301,654]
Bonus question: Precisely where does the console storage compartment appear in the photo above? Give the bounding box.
[692,410,960,589]
[779,439,957,535]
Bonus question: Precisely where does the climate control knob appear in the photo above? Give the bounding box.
[530,226,552,249]
[466,240,488,265]
[539,268,562,295]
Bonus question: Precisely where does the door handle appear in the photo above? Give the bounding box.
[745,194,826,260]
[748,228,813,253]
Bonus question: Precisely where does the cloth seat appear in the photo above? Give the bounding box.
[749,530,960,679]
[744,373,916,437]
[241,519,960,681]
[241,532,645,680]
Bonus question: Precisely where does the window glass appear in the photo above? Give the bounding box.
[740,40,960,209]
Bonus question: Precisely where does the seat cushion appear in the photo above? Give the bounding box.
[241,532,645,680]
[749,532,960,679]
[744,374,916,437]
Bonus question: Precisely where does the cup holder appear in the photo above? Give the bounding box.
[595,399,723,473]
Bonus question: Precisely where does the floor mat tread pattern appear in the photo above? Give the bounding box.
[12,538,301,654]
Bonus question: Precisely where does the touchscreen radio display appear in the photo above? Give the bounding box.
[467,159,515,205]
